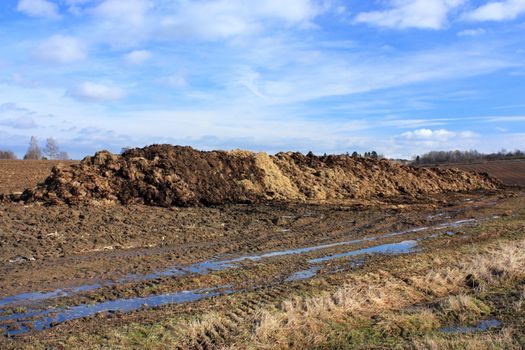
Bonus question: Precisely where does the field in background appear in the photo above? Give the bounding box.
[0,160,78,194]
[439,159,525,187]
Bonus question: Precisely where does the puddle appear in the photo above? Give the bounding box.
[440,319,501,334]
[439,219,476,228]
[286,266,321,281]
[0,284,102,308]
[427,213,444,220]
[0,217,482,309]
[1,287,233,336]
[309,240,418,264]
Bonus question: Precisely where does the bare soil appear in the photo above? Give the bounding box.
[0,160,77,194]
[0,149,523,349]
[439,159,525,187]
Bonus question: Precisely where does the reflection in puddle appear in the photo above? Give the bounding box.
[440,319,501,334]
[309,240,418,264]
[0,284,102,308]
[0,218,480,309]
[1,287,233,336]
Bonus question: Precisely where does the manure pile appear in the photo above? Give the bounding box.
[18,145,500,206]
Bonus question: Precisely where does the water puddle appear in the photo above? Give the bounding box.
[440,319,501,334]
[0,284,102,309]
[309,240,418,264]
[0,217,481,309]
[1,287,233,336]
[286,266,321,281]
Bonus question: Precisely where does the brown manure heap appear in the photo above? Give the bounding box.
[18,144,500,206]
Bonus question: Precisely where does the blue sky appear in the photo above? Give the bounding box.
[0,0,524,159]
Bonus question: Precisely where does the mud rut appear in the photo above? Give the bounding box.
[0,192,507,343]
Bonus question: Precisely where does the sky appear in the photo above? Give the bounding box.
[0,0,524,159]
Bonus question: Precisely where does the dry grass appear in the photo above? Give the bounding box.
[514,287,525,312]
[67,230,525,350]
[253,272,425,348]
[249,238,525,349]
[106,312,233,349]
[377,309,441,338]
[415,328,521,350]
[439,294,491,324]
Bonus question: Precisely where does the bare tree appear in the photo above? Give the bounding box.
[413,149,525,165]
[0,150,17,160]
[44,138,60,160]
[23,136,42,160]
[57,151,69,160]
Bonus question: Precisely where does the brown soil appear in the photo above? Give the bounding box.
[0,189,521,349]
[0,160,77,194]
[17,145,499,206]
[0,149,519,349]
[439,159,525,187]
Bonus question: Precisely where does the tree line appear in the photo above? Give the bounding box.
[0,136,69,160]
[413,149,525,165]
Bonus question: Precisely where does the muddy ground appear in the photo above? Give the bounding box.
[0,159,524,349]
[0,160,77,195]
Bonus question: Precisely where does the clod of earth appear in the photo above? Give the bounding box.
[16,145,500,207]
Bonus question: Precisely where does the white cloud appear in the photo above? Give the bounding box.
[400,128,477,140]
[355,0,465,29]
[17,0,60,19]
[92,0,152,27]
[457,28,486,36]
[84,0,324,47]
[67,82,125,102]
[123,50,152,65]
[158,74,187,88]
[231,44,513,105]
[463,0,525,21]
[0,103,39,129]
[159,0,321,39]
[34,35,87,63]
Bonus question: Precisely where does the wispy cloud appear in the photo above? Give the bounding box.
[0,103,41,129]
[33,35,87,63]
[355,0,465,30]
[67,82,125,102]
[17,0,60,19]
[400,128,476,140]
[123,50,152,65]
[457,28,486,36]
[463,0,525,22]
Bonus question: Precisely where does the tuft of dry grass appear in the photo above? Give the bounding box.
[514,287,525,312]
[415,328,520,350]
[440,294,491,324]
[377,309,441,338]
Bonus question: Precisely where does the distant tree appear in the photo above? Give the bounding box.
[414,149,525,165]
[0,150,17,160]
[120,147,131,154]
[43,138,60,160]
[371,151,378,159]
[23,136,42,160]
[57,151,69,160]
[351,151,359,158]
